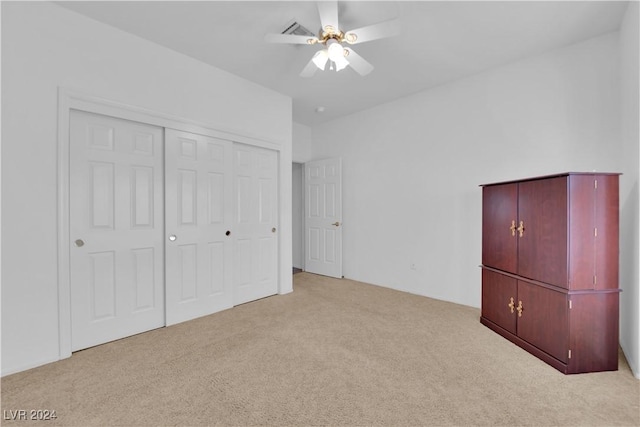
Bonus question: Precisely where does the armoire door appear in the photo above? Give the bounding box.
[481,269,517,334]
[233,143,279,305]
[165,129,234,325]
[517,177,568,287]
[69,110,165,351]
[516,281,569,363]
[482,182,518,274]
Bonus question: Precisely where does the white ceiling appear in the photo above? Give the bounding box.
[57,1,629,126]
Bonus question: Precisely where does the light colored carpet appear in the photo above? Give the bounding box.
[2,272,639,426]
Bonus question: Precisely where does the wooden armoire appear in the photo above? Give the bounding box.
[480,172,620,374]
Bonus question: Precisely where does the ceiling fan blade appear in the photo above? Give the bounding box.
[264,33,318,45]
[343,47,374,76]
[344,19,401,44]
[317,1,339,34]
[300,57,320,78]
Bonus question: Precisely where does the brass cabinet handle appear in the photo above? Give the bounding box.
[510,220,516,237]
[508,297,515,313]
[517,221,525,237]
[516,300,523,317]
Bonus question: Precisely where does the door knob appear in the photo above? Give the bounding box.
[74,239,85,247]
[168,234,177,242]
[272,227,277,233]
[226,230,231,236]
[332,222,341,227]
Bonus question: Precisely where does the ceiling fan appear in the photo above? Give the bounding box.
[265,1,400,77]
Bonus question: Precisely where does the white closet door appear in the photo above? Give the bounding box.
[165,129,233,325]
[70,110,165,351]
[234,144,279,305]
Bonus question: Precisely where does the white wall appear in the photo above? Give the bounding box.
[1,2,292,375]
[311,33,621,309]
[619,1,640,379]
[293,122,313,163]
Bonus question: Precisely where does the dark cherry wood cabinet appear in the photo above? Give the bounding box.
[481,173,620,374]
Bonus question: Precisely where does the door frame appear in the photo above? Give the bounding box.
[57,88,291,359]
[291,162,305,270]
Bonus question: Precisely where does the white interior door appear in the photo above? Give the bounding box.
[234,144,279,305]
[304,158,343,278]
[70,110,165,351]
[165,129,233,325]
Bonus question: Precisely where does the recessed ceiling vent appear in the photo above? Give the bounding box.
[281,20,316,37]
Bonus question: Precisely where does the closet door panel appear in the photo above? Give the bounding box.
[233,144,278,305]
[165,129,233,325]
[70,110,164,351]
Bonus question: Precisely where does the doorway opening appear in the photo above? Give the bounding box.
[292,162,304,274]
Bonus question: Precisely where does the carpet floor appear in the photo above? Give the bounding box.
[2,272,639,426]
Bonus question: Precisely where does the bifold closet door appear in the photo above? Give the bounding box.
[69,110,165,351]
[165,129,234,325]
[233,144,279,305]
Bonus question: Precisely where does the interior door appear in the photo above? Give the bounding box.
[233,143,279,305]
[70,110,165,351]
[304,158,343,278]
[165,129,233,325]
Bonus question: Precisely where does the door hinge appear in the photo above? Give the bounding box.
[594,227,598,237]
[593,275,597,285]
[594,179,598,189]
[569,300,572,310]
[568,349,572,359]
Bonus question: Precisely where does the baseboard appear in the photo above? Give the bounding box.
[1,356,60,378]
[620,341,640,379]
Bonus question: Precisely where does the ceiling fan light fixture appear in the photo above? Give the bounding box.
[312,49,329,70]
[333,56,349,72]
[327,39,344,62]
[326,39,348,72]
[323,25,337,35]
[268,1,392,77]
